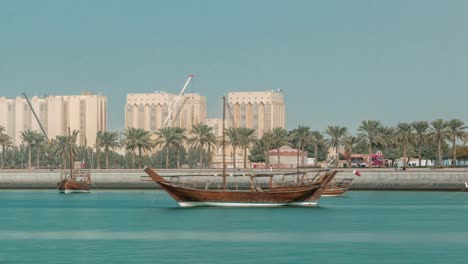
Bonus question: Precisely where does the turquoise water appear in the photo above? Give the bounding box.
[1,190,467,264]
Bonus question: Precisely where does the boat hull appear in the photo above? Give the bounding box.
[322,188,349,197]
[144,167,337,207]
[322,178,353,197]
[57,180,90,194]
[178,201,318,207]
[159,181,321,204]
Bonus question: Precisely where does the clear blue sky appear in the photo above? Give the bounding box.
[1,0,467,132]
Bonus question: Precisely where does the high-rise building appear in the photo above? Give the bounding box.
[125,92,206,132]
[227,90,285,137]
[0,93,107,146]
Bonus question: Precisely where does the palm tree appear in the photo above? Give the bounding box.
[343,135,358,168]
[225,128,241,169]
[95,131,103,169]
[446,119,467,167]
[205,131,218,168]
[189,124,217,169]
[123,129,135,168]
[271,128,289,167]
[33,133,46,169]
[52,130,80,169]
[124,128,152,169]
[155,127,183,169]
[428,119,449,167]
[309,130,324,165]
[395,123,414,169]
[101,131,120,169]
[173,127,187,168]
[41,138,56,168]
[412,121,429,167]
[0,126,13,168]
[378,126,396,167]
[20,130,40,169]
[261,130,273,168]
[324,125,348,167]
[357,120,383,168]
[290,126,311,168]
[238,127,257,168]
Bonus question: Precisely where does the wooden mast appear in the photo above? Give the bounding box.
[68,127,73,180]
[222,96,227,190]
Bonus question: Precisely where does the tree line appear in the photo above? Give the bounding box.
[0,118,467,170]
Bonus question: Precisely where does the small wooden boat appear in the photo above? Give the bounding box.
[322,178,354,197]
[56,127,91,194]
[143,167,338,207]
[57,169,91,194]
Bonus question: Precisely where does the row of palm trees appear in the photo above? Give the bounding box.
[321,119,467,168]
[0,126,13,169]
[0,124,219,169]
[249,118,467,169]
[1,117,467,169]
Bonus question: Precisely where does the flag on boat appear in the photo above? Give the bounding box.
[352,170,361,177]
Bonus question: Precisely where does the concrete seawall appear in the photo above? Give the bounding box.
[336,170,468,191]
[1,168,468,191]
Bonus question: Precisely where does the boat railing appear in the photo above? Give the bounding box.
[60,169,92,181]
[335,178,354,188]
[146,169,334,191]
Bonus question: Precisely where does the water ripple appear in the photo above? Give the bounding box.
[2,230,468,243]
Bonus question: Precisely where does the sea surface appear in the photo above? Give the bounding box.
[0,190,467,264]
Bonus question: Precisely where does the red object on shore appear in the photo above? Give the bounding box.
[352,170,361,177]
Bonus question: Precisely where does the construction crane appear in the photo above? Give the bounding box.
[161,74,193,128]
[22,92,49,141]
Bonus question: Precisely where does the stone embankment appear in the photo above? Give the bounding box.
[1,168,468,191]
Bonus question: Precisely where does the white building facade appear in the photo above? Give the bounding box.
[227,90,285,138]
[125,92,206,133]
[0,93,107,146]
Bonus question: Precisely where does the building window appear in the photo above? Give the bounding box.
[253,103,258,131]
[264,102,271,130]
[150,104,156,131]
[240,103,246,127]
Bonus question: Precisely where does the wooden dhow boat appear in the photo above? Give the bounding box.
[57,169,91,194]
[56,127,92,194]
[144,95,337,207]
[143,167,338,207]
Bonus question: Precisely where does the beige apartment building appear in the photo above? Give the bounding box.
[227,90,285,137]
[205,118,223,137]
[207,90,286,169]
[125,92,206,132]
[0,93,107,146]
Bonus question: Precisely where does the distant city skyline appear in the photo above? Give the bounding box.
[1,0,467,132]
[0,94,106,146]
